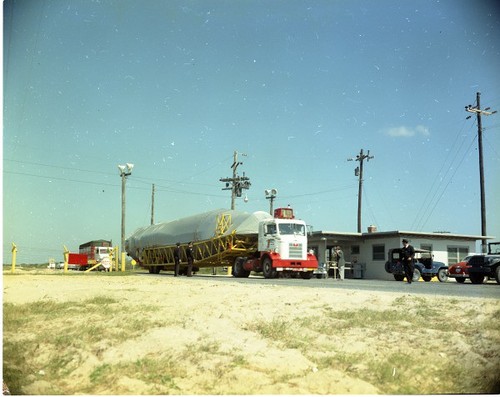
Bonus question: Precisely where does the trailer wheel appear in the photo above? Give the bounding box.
[262,257,277,279]
[233,257,250,278]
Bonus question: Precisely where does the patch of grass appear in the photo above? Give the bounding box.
[315,352,365,373]
[249,317,308,350]
[3,297,162,394]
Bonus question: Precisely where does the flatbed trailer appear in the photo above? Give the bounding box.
[140,232,257,274]
[127,208,318,278]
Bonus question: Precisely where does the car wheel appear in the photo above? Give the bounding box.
[412,268,421,282]
[456,277,466,283]
[437,268,448,282]
[495,267,500,284]
[394,275,405,281]
[469,273,484,284]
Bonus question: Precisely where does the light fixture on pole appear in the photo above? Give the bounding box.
[118,163,134,255]
[265,188,278,215]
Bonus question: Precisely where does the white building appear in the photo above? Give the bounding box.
[308,229,492,280]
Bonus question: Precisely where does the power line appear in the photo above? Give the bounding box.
[416,135,477,232]
[410,120,473,231]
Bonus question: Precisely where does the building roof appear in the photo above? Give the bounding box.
[311,230,494,242]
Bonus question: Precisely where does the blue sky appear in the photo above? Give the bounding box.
[3,0,500,263]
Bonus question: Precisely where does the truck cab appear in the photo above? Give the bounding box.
[258,219,307,259]
[234,207,318,279]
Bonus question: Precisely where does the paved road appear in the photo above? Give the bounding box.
[139,272,500,300]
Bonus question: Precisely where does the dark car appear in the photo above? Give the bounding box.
[467,254,500,284]
[385,248,448,282]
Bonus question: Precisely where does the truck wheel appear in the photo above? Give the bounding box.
[469,273,484,284]
[456,277,466,283]
[300,272,313,280]
[437,268,448,282]
[233,257,250,278]
[262,257,277,279]
[412,268,421,282]
[394,275,405,281]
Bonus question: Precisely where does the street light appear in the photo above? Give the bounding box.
[265,188,278,215]
[118,163,134,255]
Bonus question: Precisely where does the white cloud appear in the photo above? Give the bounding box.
[385,125,430,137]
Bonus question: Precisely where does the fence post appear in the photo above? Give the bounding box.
[11,243,17,273]
[63,246,69,273]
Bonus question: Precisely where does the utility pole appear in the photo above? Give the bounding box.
[265,188,278,215]
[151,184,155,225]
[348,149,374,233]
[118,163,134,254]
[466,92,497,252]
[220,151,251,210]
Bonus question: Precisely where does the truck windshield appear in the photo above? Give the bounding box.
[278,223,305,236]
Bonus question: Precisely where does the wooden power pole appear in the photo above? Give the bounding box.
[466,92,497,252]
[348,149,374,233]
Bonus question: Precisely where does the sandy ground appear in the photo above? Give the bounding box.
[3,269,500,395]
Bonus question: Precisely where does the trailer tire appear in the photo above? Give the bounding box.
[262,257,277,279]
[233,257,250,278]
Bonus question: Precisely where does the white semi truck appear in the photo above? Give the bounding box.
[126,207,318,279]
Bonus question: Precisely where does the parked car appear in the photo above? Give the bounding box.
[385,248,448,282]
[467,254,500,284]
[447,255,477,283]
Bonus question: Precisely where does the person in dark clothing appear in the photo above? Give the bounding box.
[186,242,194,277]
[173,242,181,277]
[401,239,415,284]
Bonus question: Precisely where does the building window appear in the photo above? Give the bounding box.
[420,244,432,252]
[372,244,385,261]
[351,245,360,255]
[447,246,469,265]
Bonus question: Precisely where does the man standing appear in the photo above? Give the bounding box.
[401,239,415,284]
[335,246,345,281]
[173,242,181,277]
[186,242,194,277]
